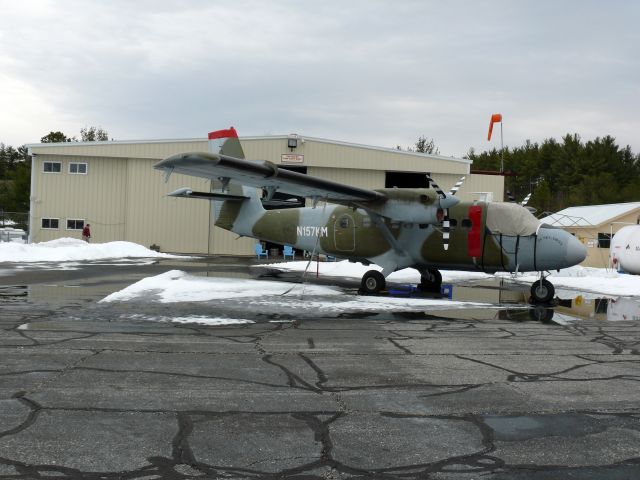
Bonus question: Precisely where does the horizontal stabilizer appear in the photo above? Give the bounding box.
[168,187,248,201]
[261,198,305,208]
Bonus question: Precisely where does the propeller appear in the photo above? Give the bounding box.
[426,173,466,250]
[507,190,536,214]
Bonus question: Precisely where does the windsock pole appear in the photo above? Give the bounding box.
[500,120,504,173]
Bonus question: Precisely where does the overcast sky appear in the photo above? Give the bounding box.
[1,0,638,157]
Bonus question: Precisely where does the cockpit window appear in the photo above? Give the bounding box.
[486,202,540,236]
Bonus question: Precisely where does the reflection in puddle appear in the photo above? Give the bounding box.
[556,295,640,322]
[392,279,640,324]
[388,278,527,305]
[5,258,640,326]
[0,285,28,302]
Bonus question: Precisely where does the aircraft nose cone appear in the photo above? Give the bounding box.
[565,233,587,267]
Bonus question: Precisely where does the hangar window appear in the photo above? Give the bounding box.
[41,218,59,229]
[69,162,88,174]
[43,161,61,173]
[597,232,611,248]
[66,219,85,230]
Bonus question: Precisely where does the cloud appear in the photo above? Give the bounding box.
[0,0,638,156]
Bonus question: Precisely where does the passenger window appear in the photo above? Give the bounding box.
[339,216,350,228]
[461,218,472,228]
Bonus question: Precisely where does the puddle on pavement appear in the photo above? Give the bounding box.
[484,413,611,442]
[4,261,640,326]
[0,285,28,302]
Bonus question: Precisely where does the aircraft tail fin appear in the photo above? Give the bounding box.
[208,127,245,159]
[208,128,264,232]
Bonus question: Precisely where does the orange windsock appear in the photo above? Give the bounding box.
[487,113,502,141]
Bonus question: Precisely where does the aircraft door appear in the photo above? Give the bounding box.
[334,214,356,251]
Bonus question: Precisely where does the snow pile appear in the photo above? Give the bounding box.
[101,270,343,303]
[101,270,491,312]
[0,238,184,263]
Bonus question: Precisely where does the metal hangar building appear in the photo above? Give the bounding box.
[28,133,504,255]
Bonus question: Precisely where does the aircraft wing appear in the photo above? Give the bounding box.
[154,152,386,202]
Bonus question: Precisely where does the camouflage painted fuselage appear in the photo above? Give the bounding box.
[216,187,585,275]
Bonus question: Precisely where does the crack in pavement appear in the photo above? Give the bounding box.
[2,275,640,478]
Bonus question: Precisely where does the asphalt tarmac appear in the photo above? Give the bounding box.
[1,257,640,479]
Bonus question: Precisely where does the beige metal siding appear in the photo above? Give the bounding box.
[31,154,212,253]
[123,158,211,254]
[572,226,613,268]
[433,173,505,203]
[241,138,470,174]
[31,155,127,243]
[306,167,385,190]
[209,228,256,256]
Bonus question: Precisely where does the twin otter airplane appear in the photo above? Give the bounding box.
[154,128,587,303]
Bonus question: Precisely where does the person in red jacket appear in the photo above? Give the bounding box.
[82,224,91,242]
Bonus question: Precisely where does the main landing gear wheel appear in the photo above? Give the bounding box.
[530,278,555,304]
[529,304,555,323]
[360,270,386,294]
[419,268,442,293]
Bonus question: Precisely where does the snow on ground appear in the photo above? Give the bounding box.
[100,270,492,314]
[101,270,342,303]
[263,260,640,297]
[0,238,185,263]
[171,316,254,326]
[498,266,640,297]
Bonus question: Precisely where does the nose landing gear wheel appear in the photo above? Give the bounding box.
[360,270,386,294]
[530,278,555,304]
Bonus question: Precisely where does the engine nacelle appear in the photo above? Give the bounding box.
[367,188,456,223]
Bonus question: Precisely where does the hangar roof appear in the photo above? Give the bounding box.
[540,202,640,228]
[240,134,472,164]
[27,134,471,164]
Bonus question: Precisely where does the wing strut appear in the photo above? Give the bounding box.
[163,167,174,183]
[369,213,407,256]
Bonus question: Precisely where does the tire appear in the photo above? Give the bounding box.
[360,270,386,294]
[419,268,442,293]
[529,305,555,323]
[530,279,555,304]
